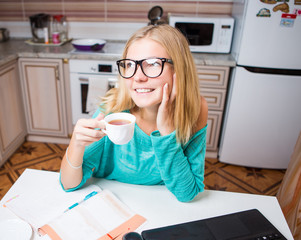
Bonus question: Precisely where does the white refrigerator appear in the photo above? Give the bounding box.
[219,0,301,169]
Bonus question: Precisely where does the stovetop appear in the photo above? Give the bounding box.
[69,41,126,56]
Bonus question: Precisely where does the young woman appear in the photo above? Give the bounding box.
[60,24,208,202]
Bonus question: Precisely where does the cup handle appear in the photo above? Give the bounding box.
[100,119,107,134]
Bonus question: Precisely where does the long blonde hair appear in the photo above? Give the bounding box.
[102,24,201,144]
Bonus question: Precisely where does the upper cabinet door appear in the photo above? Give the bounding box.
[19,58,67,137]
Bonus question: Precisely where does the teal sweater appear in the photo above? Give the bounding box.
[62,109,207,202]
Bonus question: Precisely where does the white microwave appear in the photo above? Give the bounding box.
[169,14,234,53]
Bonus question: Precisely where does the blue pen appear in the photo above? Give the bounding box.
[64,191,98,213]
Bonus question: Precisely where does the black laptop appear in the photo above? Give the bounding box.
[140,209,287,240]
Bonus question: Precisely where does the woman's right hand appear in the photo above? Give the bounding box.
[72,113,107,147]
[61,113,106,190]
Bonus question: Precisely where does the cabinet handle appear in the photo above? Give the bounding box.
[79,77,89,82]
[55,66,59,81]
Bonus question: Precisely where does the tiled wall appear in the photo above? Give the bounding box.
[0,0,233,23]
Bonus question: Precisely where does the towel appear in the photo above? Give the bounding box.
[86,77,108,115]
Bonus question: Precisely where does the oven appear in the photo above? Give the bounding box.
[69,59,118,125]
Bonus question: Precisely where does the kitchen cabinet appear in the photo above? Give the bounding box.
[0,60,26,166]
[19,58,70,143]
[197,65,230,158]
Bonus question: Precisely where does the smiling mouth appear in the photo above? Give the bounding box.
[135,88,154,93]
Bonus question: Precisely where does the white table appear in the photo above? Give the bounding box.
[0,169,294,239]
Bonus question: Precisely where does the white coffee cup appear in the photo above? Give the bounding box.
[101,112,136,145]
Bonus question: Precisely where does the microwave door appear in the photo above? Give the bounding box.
[175,22,214,46]
[175,22,218,52]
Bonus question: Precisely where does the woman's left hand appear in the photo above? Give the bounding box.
[157,73,177,136]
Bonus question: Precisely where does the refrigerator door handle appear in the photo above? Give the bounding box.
[238,65,301,76]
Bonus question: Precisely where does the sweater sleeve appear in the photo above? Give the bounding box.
[150,125,207,202]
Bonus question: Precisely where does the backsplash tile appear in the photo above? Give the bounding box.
[107,1,150,22]
[0,0,24,21]
[64,0,106,22]
[0,0,232,22]
[23,0,65,18]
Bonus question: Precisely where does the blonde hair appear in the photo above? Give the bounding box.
[102,24,201,144]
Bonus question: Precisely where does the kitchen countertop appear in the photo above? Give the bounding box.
[0,38,236,67]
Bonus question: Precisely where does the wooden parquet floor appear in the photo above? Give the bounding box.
[0,141,286,200]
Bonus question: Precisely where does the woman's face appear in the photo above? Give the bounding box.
[124,38,174,109]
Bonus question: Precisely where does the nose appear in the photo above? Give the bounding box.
[133,65,148,82]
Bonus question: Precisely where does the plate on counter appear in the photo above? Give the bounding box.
[25,38,72,46]
[71,39,106,51]
[0,219,32,240]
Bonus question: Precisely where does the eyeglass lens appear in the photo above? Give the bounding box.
[118,58,165,78]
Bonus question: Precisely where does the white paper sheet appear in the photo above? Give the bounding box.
[3,181,101,232]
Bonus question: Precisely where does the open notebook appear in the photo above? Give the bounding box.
[3,183,146,240]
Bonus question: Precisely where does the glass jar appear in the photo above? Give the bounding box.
[52,15,68,43]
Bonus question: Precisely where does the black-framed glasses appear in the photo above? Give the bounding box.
[116,58,173,79]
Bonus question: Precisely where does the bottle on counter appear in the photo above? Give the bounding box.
[60,16,68,42]
[51,15,68,44]
[44,27,49,44]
